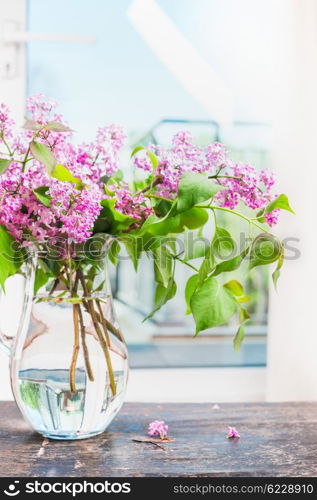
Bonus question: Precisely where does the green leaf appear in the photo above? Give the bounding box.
[190,277,238,335]
[198,245,215,284]
[141,212,182,236]
[266,194,295,215]
[184,234,208,261]
[141,233,164,251]
[181,207,209,230]
[131,145,145,158]
[185,274,199,314]
[240,307,250,323]
[120,234,142,271]
[108,239,121,266]
[34,267,51,295]
[0,225,23,290]
[233,326,245,352]
[223,280,244,296]
[255,208,266,223]
[144,278,177,320]
[52,164,83,189]
[33,186,51,207]
[141,204,208,237]
[233,307,250,352]
[45,121,72,132]
[212,247,250,276]
[272,246,284,289]
[0,158,11,175]
[30,141,56,175]
[236,295,251,303]
[153,246,173,288]
[22,119,40,131]
[148,150,159,169]
[98,199,135,233]
[249,233,282,270]
[177,172,224,212]
[155,199,174,217]
[107,169,124,184]
[212,227,235,260]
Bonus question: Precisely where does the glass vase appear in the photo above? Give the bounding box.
[0,242,128,440]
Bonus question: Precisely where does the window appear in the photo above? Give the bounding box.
[26,0,276,369]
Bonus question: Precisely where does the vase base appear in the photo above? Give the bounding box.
[41,430,104,441]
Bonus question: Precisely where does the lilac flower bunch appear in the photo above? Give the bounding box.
[133,131,279,226]
[0,95,293,365]
[148,420,169,439]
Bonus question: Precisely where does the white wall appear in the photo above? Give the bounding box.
[267,0,317,400]
[0,0,26,399]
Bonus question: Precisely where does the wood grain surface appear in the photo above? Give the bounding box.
[0,402,316,477]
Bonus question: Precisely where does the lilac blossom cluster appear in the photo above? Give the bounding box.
[148,420,169,439]
[0,94,281,251]
[0,95,129,244]
[133,131,280,226]
[114,186,153,221]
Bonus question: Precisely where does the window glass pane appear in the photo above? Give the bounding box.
[28,0,276,368]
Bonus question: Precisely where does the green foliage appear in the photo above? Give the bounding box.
[185,274,199,314]
[233,307,250,352]
[177,172,223,212]
[212,226,234,259]
[212,247,250,276]
[181,207,209,229]
[233,325,245,352]
[153,246,173,288]
[0,225,23,290]
[249,233,282,270]
[148,151,159,169]
[52,164,83,189]
[95,199,135,234]
[198,244,215,284]
[272,247,284,289]
[141,212,182,235]
[44,121,72,133]
[20,381,41,410]
[145,278,177,320]
[184,233,208,261]
[108,239,121,266]
[33,186,51,207]
[266,194,295,215]
[30,141,56,175]
[223,280,244,297]
[119,234,142,271]
[34,267,52,295]
[131,145,145,158]
[190,276,238,335]
[141,206,209,236]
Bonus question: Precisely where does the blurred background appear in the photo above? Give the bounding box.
[0,0,315,402]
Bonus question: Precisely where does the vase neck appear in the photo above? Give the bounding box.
[26,256,112,300]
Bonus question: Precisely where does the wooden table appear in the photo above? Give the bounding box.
[0,402,316,477]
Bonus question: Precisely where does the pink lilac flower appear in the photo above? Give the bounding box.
[265,209,280,227]
[0,103,15,138]
[260,168,276,190]
[114,186,153,222]
[227,426,240,439]
[26,93,58,123]
[148,420,169,439]
[133,153,152,172]
[0,98,281,246]
[205,141,228,169]
[94,124,126,176]
[132,132,277,220]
